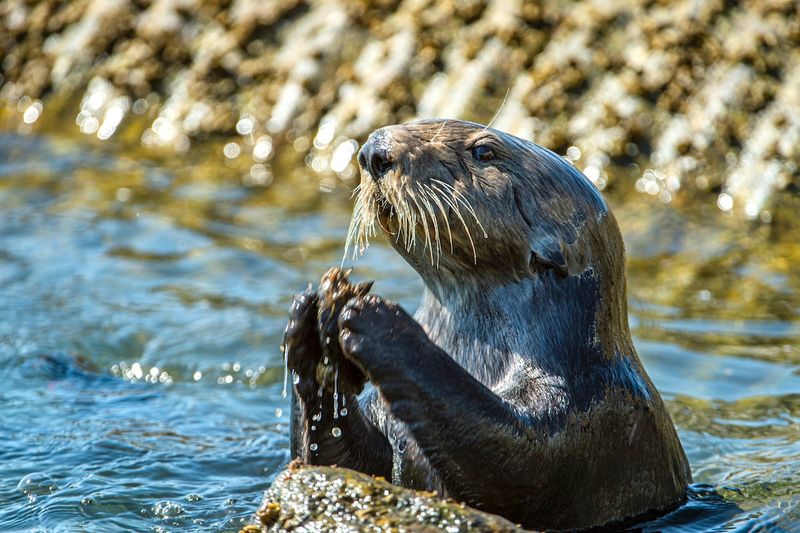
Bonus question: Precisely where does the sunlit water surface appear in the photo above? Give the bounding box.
[0,133,798,532]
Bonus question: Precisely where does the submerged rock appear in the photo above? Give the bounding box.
[243,461,529,532]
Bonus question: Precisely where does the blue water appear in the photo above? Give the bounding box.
[1,133,798,531]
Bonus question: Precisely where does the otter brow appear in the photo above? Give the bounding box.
[466,133,503,152]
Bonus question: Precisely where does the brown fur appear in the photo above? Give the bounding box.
[288,119,691,530]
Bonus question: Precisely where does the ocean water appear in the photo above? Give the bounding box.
[0,132,798,531]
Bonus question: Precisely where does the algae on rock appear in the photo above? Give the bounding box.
[244,461,530,532]
[2,0,798,213]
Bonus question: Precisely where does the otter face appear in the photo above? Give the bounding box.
[346,119,613,283]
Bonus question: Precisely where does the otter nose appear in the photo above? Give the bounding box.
[358,133,395,181]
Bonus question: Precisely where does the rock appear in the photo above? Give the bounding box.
[315,268,373,397]
[1,0,798,212]
[244,461,530,532]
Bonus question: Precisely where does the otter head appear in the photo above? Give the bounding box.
[346,119,632,357]
[349,120,622,281]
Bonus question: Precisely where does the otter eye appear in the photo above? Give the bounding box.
[471,145,494,162]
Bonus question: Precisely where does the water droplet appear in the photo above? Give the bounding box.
[282,345,290,398]
[332,427,342,438]
[275,408,283,418]
[292,371,300,385]
[325,336,331,345]
[340,408,348,417]
[309,443,318,452]
[312,412,322,422]
[333,366,339,420]
[153,500,185,519]
[17,473,57,496]
[311,425,316,431]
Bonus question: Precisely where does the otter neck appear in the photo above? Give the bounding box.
[413,271,608,388]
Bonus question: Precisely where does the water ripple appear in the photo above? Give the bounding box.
[0,132,797,531]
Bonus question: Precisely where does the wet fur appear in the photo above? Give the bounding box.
[287,120,691,530]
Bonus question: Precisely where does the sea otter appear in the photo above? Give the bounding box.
[284,119,691,530]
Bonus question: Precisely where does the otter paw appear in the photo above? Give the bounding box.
[338,295,422,377]
[284,288,322,398]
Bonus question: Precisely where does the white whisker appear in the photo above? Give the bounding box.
[430,120,448,143]
[423,185,453,253]
[431,183,477,264]
[431,178,488,238]
[484,87,511,131]
[408,189,434,265]
[417,186,442,267]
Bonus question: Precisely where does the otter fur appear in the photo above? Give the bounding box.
[284,119,691,531]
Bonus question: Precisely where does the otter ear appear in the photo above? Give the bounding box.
[512,183,569,278]
[529,236,568,278]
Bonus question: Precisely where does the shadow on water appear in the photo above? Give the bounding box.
[0,131,798,531]
[633,485,747,532]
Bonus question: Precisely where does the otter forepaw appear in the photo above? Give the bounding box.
[338,295,424,378]
[284,288,322,399]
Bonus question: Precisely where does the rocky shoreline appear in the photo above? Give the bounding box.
[2,0,798,213]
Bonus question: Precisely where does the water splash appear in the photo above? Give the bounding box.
[333,365,339,420]
[391,446,403,485]
[281,344,289,398]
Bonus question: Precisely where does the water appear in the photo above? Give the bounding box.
[0,132,798,531]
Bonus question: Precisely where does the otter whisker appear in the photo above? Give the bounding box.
[391,190,414,252]
[406,207,417,252]
[484,87,511,131]
[390,189,412,251]
[343,194,367,263]
[431,178,488,239]
[451,190,488,238]
[427,195,443,266]
[431,183,478,264]
[423,185,454,254]
[430,178,457,194]
[408,189,435,265]
[417,186,442,267]
[361,193,379,247]
[430,120,448,144]
[407,195,418,252]
[420,186,445,264]
[375,198,393,236]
